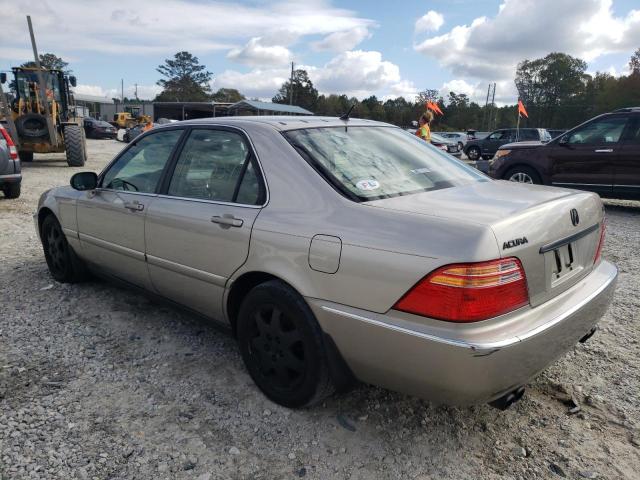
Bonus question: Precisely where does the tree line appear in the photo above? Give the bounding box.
[10,48,640,131]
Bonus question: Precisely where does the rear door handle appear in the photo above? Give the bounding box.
[124,200,144,211]
[594,148,614,153]
[211,215,243,228]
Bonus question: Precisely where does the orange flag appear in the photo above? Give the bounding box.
[517,99,528,118]
[426,101,444,116]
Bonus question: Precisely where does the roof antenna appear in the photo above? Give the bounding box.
[339,104,355,121]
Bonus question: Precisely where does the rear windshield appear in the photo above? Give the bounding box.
[284,126,487,201]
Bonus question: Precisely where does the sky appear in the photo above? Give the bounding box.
[1,0,639,105]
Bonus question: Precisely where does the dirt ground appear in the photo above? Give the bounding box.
[1,138,639,480]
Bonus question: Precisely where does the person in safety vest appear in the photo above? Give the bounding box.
[415,111,433,142]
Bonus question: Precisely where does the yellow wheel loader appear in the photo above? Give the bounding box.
[0,67,86,166]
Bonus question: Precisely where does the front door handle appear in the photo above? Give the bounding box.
[211,215,243,228]
[594,148,614,153]
[124,200,144,211]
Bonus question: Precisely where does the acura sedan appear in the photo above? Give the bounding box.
[34,117,617,409]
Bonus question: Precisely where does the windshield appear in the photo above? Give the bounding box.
[14,71,62,102]
[284,126,487,201]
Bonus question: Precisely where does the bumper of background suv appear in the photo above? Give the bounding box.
[308,260,617,405]
[0,173,22,184]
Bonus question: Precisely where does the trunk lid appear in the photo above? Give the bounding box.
[367,180,604,306]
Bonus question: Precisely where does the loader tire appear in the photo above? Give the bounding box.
[15,113,48,139]
[64,124,87,167]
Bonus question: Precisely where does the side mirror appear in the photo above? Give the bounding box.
[70,171,97,191]
[0,73,6,84]
[558,135,569,145]
[69,76,77,87]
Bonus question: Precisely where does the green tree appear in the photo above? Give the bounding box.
[272,69,318,112]
[155,51,212,102]
[211,88,244,103]
[20,53,71,73]
[630,48,640,75]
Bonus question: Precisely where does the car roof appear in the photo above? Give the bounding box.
[177,116,390,132]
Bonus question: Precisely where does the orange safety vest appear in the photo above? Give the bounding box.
[415,124,431,142]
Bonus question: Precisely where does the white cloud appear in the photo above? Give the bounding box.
[0,0,374,57]
[214,50,412,101]
[415,11,444,34]
[214,68,290,100]
[415,0,640,86]
[311,26,372,52]
[227,37,292,67]
[439,79,518,106]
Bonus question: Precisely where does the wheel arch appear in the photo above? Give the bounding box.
[37,206,56,237]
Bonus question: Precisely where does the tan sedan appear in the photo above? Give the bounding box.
[35,117,617,409]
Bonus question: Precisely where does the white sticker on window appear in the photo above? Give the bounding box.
[355,179,380,191]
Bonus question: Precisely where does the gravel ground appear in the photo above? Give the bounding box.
[1,139,639,480]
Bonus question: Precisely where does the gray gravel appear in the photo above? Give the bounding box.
[1,139,639,479]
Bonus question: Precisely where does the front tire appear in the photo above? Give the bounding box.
[466,146,481,160]
[3,182,21,199]
[237,280,335,408]
[504,166,542,184]
[64,124,87,167]
[41,215,88,283]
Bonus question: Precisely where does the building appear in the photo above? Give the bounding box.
[227,100,313,116]
[73,93,113,119]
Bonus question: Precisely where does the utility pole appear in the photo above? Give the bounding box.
[490,82,496,130]
[121,78,124,105]
[134,83,138,101]
[27,16,56,146]
[483,84,491,131]
[289,61,294,105]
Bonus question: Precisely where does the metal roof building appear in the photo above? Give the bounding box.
[228,100,313,116]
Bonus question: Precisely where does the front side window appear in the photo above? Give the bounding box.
[284,126,486,201]
[101,129,182,193]
[168,129,262,204]
[488,131,506,140]
[568,117,629,145]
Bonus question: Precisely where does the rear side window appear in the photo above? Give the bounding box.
[284,126,486,201]
[168,129,263,204]
[519,130,538,141]
[101,129,182,193]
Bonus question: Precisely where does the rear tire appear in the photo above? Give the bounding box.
[466,146,481,160]
[504,166,542,184]
[237,280,335,408]
[64,124,87,167]
[41,215,88,282]
[2,182,21,199]
[19,151,33,162]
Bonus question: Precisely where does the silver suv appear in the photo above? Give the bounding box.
[0,124,21,199]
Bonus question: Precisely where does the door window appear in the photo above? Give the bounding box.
[567,117,629,145]
[101,129,182,193]
[168,129,262,204]
[487,131,504,140]
[622,118,640,144]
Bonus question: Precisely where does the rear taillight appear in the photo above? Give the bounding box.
[394,258,529,322]
[0,127,18,160]
[594,220,606,264]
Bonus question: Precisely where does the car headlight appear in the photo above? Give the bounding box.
[495,149,511,159]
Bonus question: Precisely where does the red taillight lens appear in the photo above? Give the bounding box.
[594,220,606,264]
[394,258,529,322]
[0,127,18,160]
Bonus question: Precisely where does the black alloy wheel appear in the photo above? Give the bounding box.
[41,215,87,282]
[237,280,334,407]
[467,146,481,160]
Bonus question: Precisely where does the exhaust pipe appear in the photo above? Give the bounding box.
[489,386,525,411]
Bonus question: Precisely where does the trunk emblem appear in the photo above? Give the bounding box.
[570,209,580,226]
[503,237,528,250]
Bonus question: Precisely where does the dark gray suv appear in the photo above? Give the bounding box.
[464,128,552,162]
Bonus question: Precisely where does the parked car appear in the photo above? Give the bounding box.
[83,117,117,139]
[489,107,640,200]
[466,129,489,140]
[0,124,21,199]
[35,116,616,409]
[123,124,150,143]
[464,128,552,162]
[430,132,462,158]
[434,132,467,150]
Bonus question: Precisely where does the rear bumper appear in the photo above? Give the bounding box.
[0,173,22,185]
[309,260,617,405]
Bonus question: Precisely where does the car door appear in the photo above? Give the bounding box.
[145,127,266,321]
[483,130,508,156]
[547,115,628,195]
[76,128,185,289]
[614,115,640,198]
